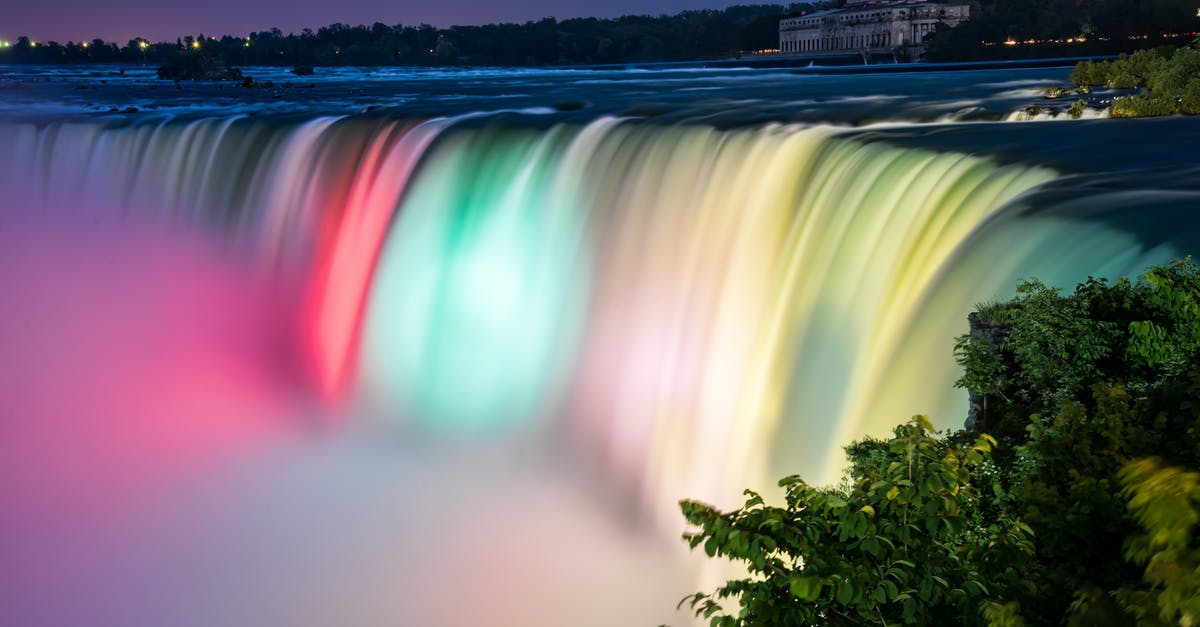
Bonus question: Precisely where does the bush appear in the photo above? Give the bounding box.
[1180,79,1200,115]
[1146,48,1200,95]
[1072,43,1200,117]
[679,416,1034,627]
[1071,60,1107,87]
[1105,67,1140,89]
[1110,91,1178,117]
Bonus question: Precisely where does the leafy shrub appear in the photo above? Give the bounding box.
[679,416,1034,626]
[1110,91,1178,117]
[1145,48,1200,95]
[1071,60,1107,87]
[1179,78,1200,115]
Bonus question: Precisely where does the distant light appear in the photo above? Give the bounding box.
[30,41,37,47]
[138,41,148,49]
[191,40,200,49]
[82,42,89,48]
[1003,38,1017,45]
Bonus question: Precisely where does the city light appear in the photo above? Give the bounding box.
[139,41,148,50]
[192,40,200,49]
[81,42,89,48]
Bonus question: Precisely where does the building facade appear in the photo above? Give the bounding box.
[779,0,969,60]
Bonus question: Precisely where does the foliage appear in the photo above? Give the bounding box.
[924,0,1198,62]
[1067,99,1086,118]
[1114,457,1200,626]
[679,416,1035,626]
[1013,383,1184,623]
[0,4,819,68]
[946,259,1200,623]
[1110,92,1178,118]
[683,261,1200,625]
[1070,45,1200,118]
[956,259,1200,433]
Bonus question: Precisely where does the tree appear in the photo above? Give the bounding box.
[1114,457,1200,626]
[679,416,1035,626]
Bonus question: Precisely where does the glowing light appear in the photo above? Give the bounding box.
[362,126,590,433]
[139,41,148,49]
[1004,38,1017,45]
[191,40,200,49]
[81,42,89,48]
[303,120,446,402]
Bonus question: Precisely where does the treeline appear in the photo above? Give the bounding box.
[684,259,1200,625]
[925,0,1199,60]
[0,4,817,68]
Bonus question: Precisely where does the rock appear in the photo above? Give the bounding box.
[1042,86,1071,99]
[290,66,315,76]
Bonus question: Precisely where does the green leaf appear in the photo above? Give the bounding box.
[790,576,822,602]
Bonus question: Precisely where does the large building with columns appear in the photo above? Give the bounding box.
[779,0,969,60]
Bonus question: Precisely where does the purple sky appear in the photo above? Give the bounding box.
[3,0,753,43]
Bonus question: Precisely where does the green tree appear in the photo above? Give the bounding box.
[679,416,1034,626]
[1113,457,1200,626]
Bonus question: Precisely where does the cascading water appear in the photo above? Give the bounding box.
[0,113,1190,625]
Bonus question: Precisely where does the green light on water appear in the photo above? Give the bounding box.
[360,127,589,433]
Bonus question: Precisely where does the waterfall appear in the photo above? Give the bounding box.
[0,114,1182,527]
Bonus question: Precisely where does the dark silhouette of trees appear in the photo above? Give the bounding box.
[0,4,818,69]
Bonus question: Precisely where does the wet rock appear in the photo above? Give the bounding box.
[1043,86,1071,99]
[290,66,315,76]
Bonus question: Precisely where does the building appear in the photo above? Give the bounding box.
[779,0,969,61]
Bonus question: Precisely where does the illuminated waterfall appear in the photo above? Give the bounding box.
[0,115,1183,529]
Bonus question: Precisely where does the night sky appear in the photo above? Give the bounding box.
[4,0,750,43]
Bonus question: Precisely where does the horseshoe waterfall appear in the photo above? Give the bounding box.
[0,113,1189,626]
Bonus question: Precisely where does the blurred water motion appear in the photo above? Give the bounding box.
[0,111,1195,625]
